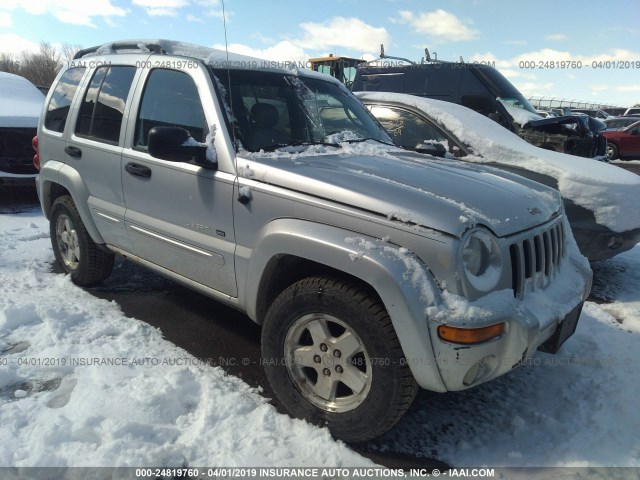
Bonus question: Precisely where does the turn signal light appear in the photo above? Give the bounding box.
[437,323,505,344]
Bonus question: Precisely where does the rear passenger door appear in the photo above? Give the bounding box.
[121,67,237,297]
[64,62,140,251]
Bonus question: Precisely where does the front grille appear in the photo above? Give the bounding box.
[0,128,38,175]
[509,220,565,298]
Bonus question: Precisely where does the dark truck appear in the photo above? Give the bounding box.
[348,50,607,159]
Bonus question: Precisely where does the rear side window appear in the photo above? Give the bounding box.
[75,66,136,144]
[44,67,86,133]
[134,69,206,148]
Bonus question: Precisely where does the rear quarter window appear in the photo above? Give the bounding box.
[44,67,86,133]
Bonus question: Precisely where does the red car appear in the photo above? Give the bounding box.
[603,120,640,160]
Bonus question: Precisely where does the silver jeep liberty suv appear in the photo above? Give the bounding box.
[35,40,591,442]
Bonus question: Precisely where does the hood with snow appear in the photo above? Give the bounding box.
[241,142,562,238]
[0,72,44,128]
[356,91,640,233]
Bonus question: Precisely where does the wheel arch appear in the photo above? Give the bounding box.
[241,218,447,392]
[40,163,105,245]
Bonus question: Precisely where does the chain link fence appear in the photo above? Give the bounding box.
[527,97,626,115]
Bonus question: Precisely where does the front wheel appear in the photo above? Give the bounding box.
[607,143,619,160]
[50,195,114,286]
[261,276,418,443]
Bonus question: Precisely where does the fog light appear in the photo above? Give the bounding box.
[607,235,623,250]
[463,355,497,386]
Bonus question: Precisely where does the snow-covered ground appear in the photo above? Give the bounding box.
[1,208,639,468]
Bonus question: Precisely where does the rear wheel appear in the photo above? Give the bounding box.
[261,276,418,443]
[50,195,114,286]
[607,143,619,160]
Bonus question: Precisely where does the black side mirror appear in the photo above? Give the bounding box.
[414,142,447,157]
[148,126,215,169]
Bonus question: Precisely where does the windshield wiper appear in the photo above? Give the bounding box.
[258,141,341,152]
[339,137,395,147]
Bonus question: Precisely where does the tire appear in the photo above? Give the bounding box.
[261,276,418,443]
[50,195,114,286]
[607,143,619,161]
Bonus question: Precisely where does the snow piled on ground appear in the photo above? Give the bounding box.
[0,210,370,467]
[356,92,640,233]
[1,209,639,468]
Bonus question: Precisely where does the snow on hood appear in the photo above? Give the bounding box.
[242,142,562,238]
[357,91,640,233]
[0,72,44,128]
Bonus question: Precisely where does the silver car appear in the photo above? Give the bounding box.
[35,40,591,442]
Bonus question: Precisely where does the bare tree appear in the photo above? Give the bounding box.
[19,42,61,87]
[0,53,21,75]
[0,42,85,87]
[60,42,83,64]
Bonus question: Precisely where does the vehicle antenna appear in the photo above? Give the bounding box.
[221,0,238,157]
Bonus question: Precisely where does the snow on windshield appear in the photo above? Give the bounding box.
[0,72,44,128]
[357,92,640,233]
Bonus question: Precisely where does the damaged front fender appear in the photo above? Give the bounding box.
[519,115,607,159]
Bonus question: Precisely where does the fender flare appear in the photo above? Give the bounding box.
[42,162,105,245]
[242,219,447,391]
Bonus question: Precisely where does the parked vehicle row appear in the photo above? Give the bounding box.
[357,92,640,262]
[603,119,640,160]
[344,52,608,160]
[34,39,596,442]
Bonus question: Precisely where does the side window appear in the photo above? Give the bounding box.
[369,105,448,150]
[44,67,86,133]
[461,95,493,116]
[75,66,136,144]
[135,69,206,148]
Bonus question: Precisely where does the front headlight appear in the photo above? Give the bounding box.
[461,228,503,293]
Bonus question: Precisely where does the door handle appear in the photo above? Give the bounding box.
[125,162,152,178]
[64,146,82,158]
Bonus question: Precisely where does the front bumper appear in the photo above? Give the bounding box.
[424,256,592,392]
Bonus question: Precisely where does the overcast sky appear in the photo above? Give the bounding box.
[1,0,639,107]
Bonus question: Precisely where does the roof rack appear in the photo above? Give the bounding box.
[73,42,165,59]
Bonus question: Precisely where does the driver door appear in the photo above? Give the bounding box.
[122,67,237,297]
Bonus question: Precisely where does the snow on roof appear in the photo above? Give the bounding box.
[0,72,44,128]
[357,91,640,233]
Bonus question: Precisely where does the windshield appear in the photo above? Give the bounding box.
[210,68,391,152]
